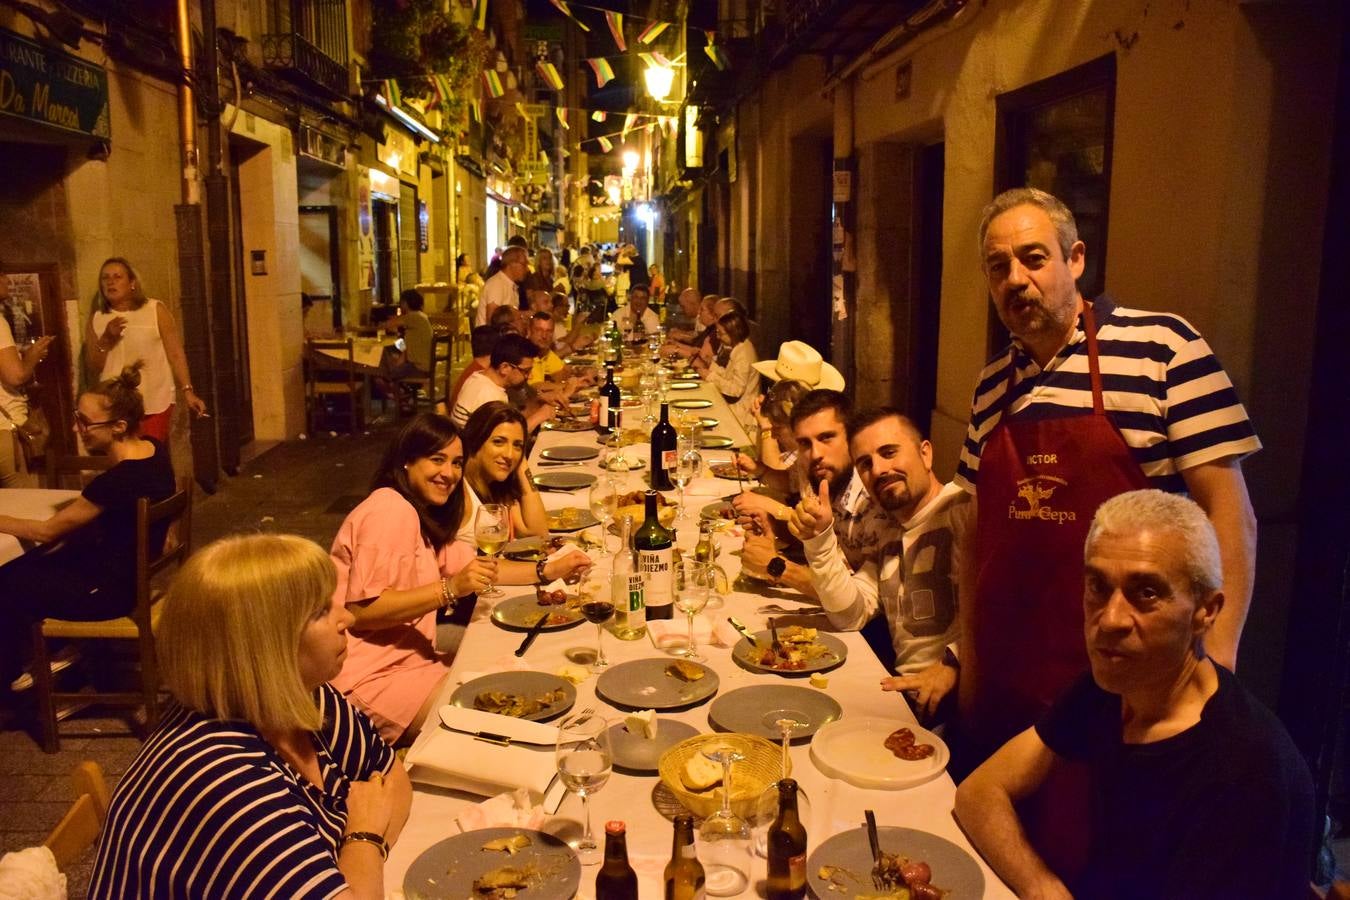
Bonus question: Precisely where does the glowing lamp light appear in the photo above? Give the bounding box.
[643,64,675,102]
[622,148,640,174]
[605,184,622,205]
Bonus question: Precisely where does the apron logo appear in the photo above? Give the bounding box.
[1009,476,1076,524]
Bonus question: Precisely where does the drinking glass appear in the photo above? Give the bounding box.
[473,503,509,598]
[580,594,615,670]
[674,446,701,520]
[588,481,617,557]
[603,431,630,476]
[751,717,813,857]
[639,369,659,428]
[698,746,752,895]
[556,713,612,865]
[674,559,713,661]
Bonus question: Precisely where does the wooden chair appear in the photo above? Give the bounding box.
[44,761,110,869]
[306,338,364,434]
[29,486,193,752]
[45,453,114,490]
[428,331,454,411]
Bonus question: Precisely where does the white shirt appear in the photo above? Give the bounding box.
[451,370,507,427]
[476,271,519,327]
[91,299,175,415]
[0,316,25,429]
[611,305,660,338]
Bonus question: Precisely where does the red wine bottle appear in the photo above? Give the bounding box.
[650,401,677,490]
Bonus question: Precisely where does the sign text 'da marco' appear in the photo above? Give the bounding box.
[0,27,109,139]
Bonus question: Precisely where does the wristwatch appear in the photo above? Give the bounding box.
[766,556,787,584]
[941,646,960,670]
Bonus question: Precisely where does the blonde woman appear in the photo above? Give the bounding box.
[89,534,411,900]
[85,257,206,444]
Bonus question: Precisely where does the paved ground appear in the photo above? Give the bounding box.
[0,422,398,896]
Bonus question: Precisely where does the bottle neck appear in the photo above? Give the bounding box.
[658,402,670,424]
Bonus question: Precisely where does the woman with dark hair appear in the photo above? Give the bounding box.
[694,309,760,424]
[328,413,497,744]
[461,401,549,539]
[84,257,206,445]
[0,363,175,695]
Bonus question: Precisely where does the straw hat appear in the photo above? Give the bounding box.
[752,341,846,391]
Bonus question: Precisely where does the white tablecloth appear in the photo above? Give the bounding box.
[388,377,1011,899]
[0,489,81,567]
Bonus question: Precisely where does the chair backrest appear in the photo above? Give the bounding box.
[431,332,454,404]
[307,338,356,390]
[45,454,115,490]
[44,761,109,869]
[135,487,191,622]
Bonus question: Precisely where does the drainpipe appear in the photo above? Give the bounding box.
[830,76,856,391]
[175,0,199,205]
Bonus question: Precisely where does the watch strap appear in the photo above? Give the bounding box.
[340,831,388,859]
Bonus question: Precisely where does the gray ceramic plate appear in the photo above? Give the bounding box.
[546,508,600,533]
[806,826,985,899]
[707,685,842,742]
[595,658,720,711]
[732,631,848,676]
[450,672,576,722]
[532,471,598,491]
[669,381,699,390]
[700,499,736,521]
[541,418,593,432]
[607,718,700,772]
[700,435,735,449]
[540,445,600,462]
[490,593,584,631]
[403,827,580,900]
[671,398,713,410]
[697,417,719,428]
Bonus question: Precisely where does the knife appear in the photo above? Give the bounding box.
[727,616,758,648]
[515,612,550,656]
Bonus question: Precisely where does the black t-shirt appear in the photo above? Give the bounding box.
[75,438,177,584]
[1036,664,1316,900]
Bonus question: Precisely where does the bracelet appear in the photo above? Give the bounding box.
[340,831,388,859]
[535,558,549,583]
[181,384,194,393]
[440,576,455,608]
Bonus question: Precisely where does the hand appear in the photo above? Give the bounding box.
[449,556,498,597]
[734,452,760,475]
[23,336,54,367]
[184,390,208,417]
[344,770,398,837]
[103,316,128,344]
[881,660,958,721]
[739,532,778,579]
[732,490,782,522]
[787,479,835,542]
[543,549,592,584]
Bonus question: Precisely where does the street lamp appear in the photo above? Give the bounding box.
[643,64,675,102]
[622,148,640,175]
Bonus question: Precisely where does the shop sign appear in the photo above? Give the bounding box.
[0,27,109,139]
[299,125,344,168]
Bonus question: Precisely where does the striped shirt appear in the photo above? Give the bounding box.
[955,297,1260,494]
[89,684,395,900]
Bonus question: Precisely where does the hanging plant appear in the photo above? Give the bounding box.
[369,0,487,131]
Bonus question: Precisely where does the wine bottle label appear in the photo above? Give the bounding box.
[661,449,677,471]
[639,547,673,607]
[598,396,609,425]
[788,853,806,888]
[627,574,645,613]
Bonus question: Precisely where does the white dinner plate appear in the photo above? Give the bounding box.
[808,717,949,790]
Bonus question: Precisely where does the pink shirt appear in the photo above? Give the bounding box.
[329,487,475,741]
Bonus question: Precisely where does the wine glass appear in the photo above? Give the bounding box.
[556,713,612,865]
[639,369,659,428]
[674,560,712,661]
[588,481,617,557]
[603,431,630,476]
[580,594,615,670]
[473,504,509,598]
[698,746,752,895]
[752,716,813,858]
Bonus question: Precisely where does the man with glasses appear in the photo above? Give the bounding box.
[451,333,552,431]
[476,246,529,328]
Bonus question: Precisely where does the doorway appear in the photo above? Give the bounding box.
[227,139,257,445]
[372,197,398,307]
[299,205,341,332]
[909,141,945,435]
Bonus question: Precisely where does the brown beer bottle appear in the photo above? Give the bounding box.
[663,814,706,899]
[766,778,807,899]
[595,820,638,900]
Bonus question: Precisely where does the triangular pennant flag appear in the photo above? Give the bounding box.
[591,110,607,122]
[474,0,488,30]
[704,30,730,70]
[470,98,481,122]
[586,57,615,89]
[549,0,590,31]
[638,21,669,44]
[622,113,637,140]
[536,61,564,91]
[638,52,656,68]
[556,108,569,129]
[560,148,570,158]
[482,70,504,98]
[383,79,401,107]
[605,11,626,52]
[597,136,613,152]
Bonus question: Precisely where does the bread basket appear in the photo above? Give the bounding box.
[658,733,790,820]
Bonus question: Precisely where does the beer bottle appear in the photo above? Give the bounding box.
[596,820,638,900]
[664,814,706,900]
[766,778,807,899]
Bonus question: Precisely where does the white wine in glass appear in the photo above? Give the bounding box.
[474,503,509,598]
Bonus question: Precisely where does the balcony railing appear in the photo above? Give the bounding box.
[774,0,919,64]
[262,0,350,99]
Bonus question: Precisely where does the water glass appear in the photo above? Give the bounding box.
[674,560,713,660]
[556,714,612,865]
[698,746,752,895]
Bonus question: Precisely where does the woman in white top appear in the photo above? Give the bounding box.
[84,257,206,445]
[695,308,760,426]
[0,291,53,486]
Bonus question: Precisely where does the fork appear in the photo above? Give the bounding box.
[569,706,597,725]
[769,617,783,655]
[864,809,886,888]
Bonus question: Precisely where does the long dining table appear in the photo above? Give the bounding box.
[389,366,1012,899]
[0,488,82,567]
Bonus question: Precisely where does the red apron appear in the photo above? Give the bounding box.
[970,302,1150,743]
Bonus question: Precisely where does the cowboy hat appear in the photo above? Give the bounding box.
[752,340,846,391]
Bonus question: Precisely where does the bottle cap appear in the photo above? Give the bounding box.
[605,820,627,835]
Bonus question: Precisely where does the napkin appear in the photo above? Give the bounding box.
[646,615,737,649]
[0,846,64,900]
[405,707,559,798]
[455,788,547,834]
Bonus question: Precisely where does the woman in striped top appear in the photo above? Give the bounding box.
[89,534,411,900]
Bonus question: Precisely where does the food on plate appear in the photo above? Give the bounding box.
[665,660,706,682]
[709,462,742,479]
[810,672,830,689]
[548,507,585,528]
[818,850,944,898]
[624,709,658,739]
[535,587,570,606]
[555,664,589,685]
[680,752,724,792]
[473,688,567,718]
[472,864,532,897]
[612,490,676,531]
[481,834,532,855]
[884,727,936,761]
[748,626,837,671]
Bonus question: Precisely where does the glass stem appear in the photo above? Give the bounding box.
[595,624,607,666]
[687,610,697,655]
[582,792,594,846]
[720,757,734,816]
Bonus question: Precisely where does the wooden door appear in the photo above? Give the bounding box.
[1,264,74,459]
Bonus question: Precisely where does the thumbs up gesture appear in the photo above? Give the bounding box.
[788,478,835,542]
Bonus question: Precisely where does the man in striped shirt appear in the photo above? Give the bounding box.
[955,188,1260,764]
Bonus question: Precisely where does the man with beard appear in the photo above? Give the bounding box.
[789,407,971,720]
[956,188,1260,761]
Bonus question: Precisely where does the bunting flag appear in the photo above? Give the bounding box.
[586,57,615,88]
[382,79,401,106]
[638,21,668,44]
[621,112,637,141]
[482,70,504,98]
[591,110,607,122]
[549,0,590,31]
[556,108,570,129]
[536,61,564,91]
[605,11,626,52]
[704,31,730,71]
[597,136,613,152]
[469,98,481,122]
[474,0,488,30]
[560,148,570,158]
[432,74,454,104]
